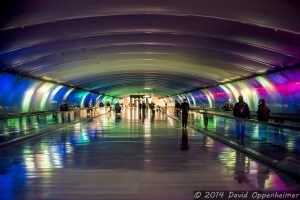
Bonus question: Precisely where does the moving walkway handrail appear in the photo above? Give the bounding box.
[0,106,106,121]
[190,107,300,122]
[171,107,300,130]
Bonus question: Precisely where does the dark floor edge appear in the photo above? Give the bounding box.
[167,114,300,178]
[0,112,110,148]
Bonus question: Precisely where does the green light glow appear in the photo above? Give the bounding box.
[102,96,108,104]
[96,94,102,100]
[219,85,233,100]
[190,94,196,105]
[184,94,191,105]
[112,98,119,105]
[80,92,90,108]
[203,90,213,108]
[39,83,55,110]
[256,76,275,92]
[225,83,240,102]
[237,81,259,110]
[22,83,40,112]
[177,95,183,102]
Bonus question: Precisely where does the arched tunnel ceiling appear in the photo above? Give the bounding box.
[1,0,300,97]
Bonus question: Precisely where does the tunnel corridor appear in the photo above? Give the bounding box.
[1,1,300,199]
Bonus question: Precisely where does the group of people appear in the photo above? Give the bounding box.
[177,96,271,138]
[223,96,270,123]
[60,100,108,112]
[60,96,271,141]
[138,101,157,114]
[231,95,270,141]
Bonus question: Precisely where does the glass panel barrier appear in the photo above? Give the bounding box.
[0,107,109,145]
[166,107,300,163]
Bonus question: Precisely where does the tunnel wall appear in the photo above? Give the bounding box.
[166,68,300,114]
[0,72,118,113]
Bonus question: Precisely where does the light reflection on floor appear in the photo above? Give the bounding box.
[0,108,299,200]
[168,108,300,161]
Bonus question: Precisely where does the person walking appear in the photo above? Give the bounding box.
[149,102,155,115]
[257,99,270,122]
[60,100,69,123]
[60,100,69,111]
[115,102,122,114]
[175,100,181,116]
[257,99,270,140]
[233,95,250,141]
[142,102,146,111]
[180,99,190,128]
[88,100,94,117]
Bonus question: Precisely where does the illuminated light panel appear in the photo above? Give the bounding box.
[49,85,64,102]
[256,76,276,92]
[171,68,300,114]
[22,83,40,112]
[96,94,102,100]
[177,95,183,102]
[80,92,90,108]
[225,83,240,102]
[63,88,75,100]
[219,85,233,101]
[184,94,190,104]
[203,90,214,108]
[38,83,56,110]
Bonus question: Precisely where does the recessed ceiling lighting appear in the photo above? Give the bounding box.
[42,76,53,81]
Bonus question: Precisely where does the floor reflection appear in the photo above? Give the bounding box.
[167,107,300,162]
[181,128,189,151]
[0,108,299,200]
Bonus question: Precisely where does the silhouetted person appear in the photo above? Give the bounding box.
[149,102,155,115]
[142,102,146,113]
[257,99,270,141]
[257,99,270,122]
[181,128,189,151]
[223,99,234,111]
[88,100,93,117]
[180,99,190,128]
[107,102,112,111]
[233,95,250,142]
[203,109,209,129]
[60,100,69,111]
[115,103,121,114]
[60,100,69,123]
[175,100,181,116]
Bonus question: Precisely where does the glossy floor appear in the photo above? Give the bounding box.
[0,108,299,200]
[169,109,300,161]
